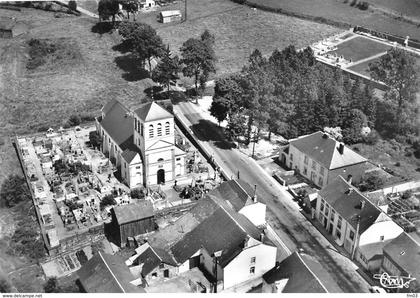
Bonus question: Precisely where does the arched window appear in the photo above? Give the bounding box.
[157,123,162,136]
[140,123,144,136]
[165,122,170,135]
[149,125,154,138]
[158,158,164,162]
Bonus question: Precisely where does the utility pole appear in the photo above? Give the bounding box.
[184,0,187,22]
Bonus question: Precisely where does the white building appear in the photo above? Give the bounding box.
[281,131,367,188]
[315,176,403,272]
[96,99,186,188]
[139,0,155,9]
[127,182,278,292]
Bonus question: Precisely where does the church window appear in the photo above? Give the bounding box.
[140,123,144,136]
[157,123,162,136]
[134,119,137,131]
[165,122,170,135]
[149,125,154,138]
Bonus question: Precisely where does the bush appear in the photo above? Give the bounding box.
[130,188,145,200]
[100,194,117,210]
[358,1,369,10]
[68,0,77,11]
[89,131,102,149]
[357,174,386,192]
[0,175,31,208]
[231,0,246,3]
[395,162,401,167]
[44,277,61,293]
[362,129,380,145]
[80,113,96,123]
[68,114,81,127]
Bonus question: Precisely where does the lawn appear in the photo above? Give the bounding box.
[245,0,420,41]
[348,57,380,77]
[76,0,98,14]
[331,36,391,62]
[368,0,420,20]
[137,0,343,76]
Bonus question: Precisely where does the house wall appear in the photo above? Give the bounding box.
[359,219,403,247]
[127,154,143,188]
[315,195,346,245]
[223,243,276,290]
[328,162,366,186]
[238,203,266,227]
[145,147,175,186]
[119,217,155,247]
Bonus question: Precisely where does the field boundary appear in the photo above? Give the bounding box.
[239,0,352,29]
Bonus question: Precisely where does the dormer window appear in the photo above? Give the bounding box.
[149,125,154,138]
[157,123,162,136]
[165,122,170,135]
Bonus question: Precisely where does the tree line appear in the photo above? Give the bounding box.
[209,46,419,145]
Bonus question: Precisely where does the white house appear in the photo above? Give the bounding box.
[96,99,186,188]
[129,188,277,292]
[315,175,403,272]
[281,131,367,188]
[139,0,155,9]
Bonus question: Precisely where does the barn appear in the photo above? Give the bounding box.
[159,10,182,23]
[110,201,155,247]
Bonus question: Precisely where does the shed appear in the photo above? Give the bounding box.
[159,10,182,23]
[110,201,155,247]
[0,17,27,38]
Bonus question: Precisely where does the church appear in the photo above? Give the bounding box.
[95,99,186,188]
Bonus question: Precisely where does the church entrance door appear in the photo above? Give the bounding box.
[157,169,165,184]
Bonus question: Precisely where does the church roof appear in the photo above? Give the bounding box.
[134,102,172,122]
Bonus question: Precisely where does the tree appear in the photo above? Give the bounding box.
[129,23,165,73]
[89,131,102,150]
[120,0,138,20]
[100,194,117,210]
[68,114,81,127]
[210,75,242,125]
[369,48,419,135]
[357,173,386,192]
[151,46,180,91]
[68,0,77,11]
[98,0,119,23]
[342,109,367,144]
[130,188,145,200]
[0,279,11,293]
[44,277,61,293]
[0,175,31,208]
[180,31,216,97]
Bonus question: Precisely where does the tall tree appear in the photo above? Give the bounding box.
[342,109,368,144]
[0,175,31,208]
[210,76,242,125]
[44,278,61,293]
[180,31,216,97]
[120,0,138,20]
[98,0,119,23]
[369,48,419,134]
[151,46,180,91]
[132,24,165,73]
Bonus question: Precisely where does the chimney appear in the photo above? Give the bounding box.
[322,133,329,139]
[338,143,344,155]
[361,200,366,210]
[260,232,264,242]
[253,184,257,203]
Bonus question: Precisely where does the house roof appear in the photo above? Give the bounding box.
[112,201,154,225]
[146,183,263,269]
[319,176,381,234]
[121,144,142,164]
[290,131,367,170]
[77,251,145,293]
[99,100,133,149]
[359,239,393,261]
[383,232,420,279]
[134,101,172,122]
[263,252,328,293]
[137,246,161,276]
[208,179,254,212]
[160,10,182,17]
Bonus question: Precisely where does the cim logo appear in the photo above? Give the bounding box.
[373,272,416,289]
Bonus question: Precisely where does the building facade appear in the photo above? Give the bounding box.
[281,131,367,188]
[96,100,186,188]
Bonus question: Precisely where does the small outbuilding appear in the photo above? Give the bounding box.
[159,10,182,23]
[0,17,27,39]
[139,0,155,9]
[110,200,155,247]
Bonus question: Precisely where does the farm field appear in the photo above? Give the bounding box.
[76,0,98,13]
[245,0,420,41]
[138,0,343,76]
[367,0,420,20]
[331,36,391,62]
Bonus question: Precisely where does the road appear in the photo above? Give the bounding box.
[175,101,371,293]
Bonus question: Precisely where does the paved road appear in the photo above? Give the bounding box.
[175,101,371,293]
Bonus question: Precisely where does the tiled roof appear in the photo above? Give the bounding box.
[134,102,172,122]
[319,176,381,234]
[383,233,420,280]
[137,247,161,276]
[99,100,133,149]
[208,179,254,212]
[359,239,393,261]
[77,251,145,293]
[263,252,327,293]
[121,144,142,164]
[290,131,367,170]
[147,183,263,268]
[112,201,154,225]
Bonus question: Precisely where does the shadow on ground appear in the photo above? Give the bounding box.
[114,54,149,81]
[91,22,115,35]
[191,119,236,150]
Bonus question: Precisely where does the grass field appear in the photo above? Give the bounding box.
[245,0,420,41]
[367,0,420,20]
[348,57,379,77]
[331,36,391,62]
[137,0,342,76]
